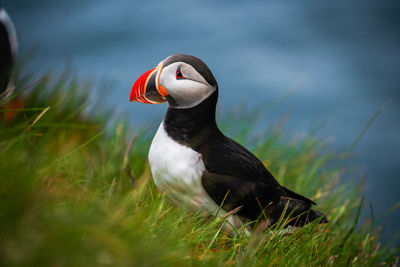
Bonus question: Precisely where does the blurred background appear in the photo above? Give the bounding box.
[4,0,399,243]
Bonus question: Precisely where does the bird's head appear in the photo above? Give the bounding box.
[130,54,217,108]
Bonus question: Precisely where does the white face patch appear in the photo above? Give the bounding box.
[159,62,216,108]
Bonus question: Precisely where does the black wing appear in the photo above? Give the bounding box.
[198,132,315,221]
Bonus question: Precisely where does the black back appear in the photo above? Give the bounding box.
[162,55,326,225]
[163,90,315,221]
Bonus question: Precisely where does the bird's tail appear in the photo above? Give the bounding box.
[305,209,329,224]
[286,206,329,226]
[271,197,329,227]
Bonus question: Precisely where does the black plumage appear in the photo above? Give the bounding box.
[163,56,328,226]
[0,6,17,95]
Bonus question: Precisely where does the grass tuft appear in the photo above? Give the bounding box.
[0,73,398,266]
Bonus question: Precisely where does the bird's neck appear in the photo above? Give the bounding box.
[163,90,220,148]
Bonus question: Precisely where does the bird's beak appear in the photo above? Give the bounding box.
[130,62,168,104]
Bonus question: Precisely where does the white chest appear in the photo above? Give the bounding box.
[148,122,248,234]
[148,122,218,212]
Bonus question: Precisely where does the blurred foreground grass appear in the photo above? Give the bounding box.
[0,74,398,266]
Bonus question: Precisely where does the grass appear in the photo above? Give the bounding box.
[0,73,399,266]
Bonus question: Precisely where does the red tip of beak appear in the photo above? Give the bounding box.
[130,68,156,103]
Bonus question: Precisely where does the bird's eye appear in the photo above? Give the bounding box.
[176,66,185,80]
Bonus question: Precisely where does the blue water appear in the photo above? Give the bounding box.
[5,0,400,243]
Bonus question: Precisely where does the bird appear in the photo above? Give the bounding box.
[0,6,18,96]
[130,54,328,232]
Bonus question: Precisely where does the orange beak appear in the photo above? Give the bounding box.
[130,63,168,104]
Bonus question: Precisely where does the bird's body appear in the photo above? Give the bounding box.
[0,6,18,96]
[131,54,327,231]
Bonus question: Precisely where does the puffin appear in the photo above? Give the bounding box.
[0,6,18,96]
[130,54,328,231]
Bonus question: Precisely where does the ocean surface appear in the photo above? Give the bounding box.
[5,0,400,243]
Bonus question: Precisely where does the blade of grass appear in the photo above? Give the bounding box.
[26,106,51,132]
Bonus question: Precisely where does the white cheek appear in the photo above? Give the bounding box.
[162,76,213,108]
[173,80,209,99]
[159,61,216,108]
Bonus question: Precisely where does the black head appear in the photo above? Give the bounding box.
[162,54,217,87]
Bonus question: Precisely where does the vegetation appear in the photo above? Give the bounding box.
[0,73,398,266]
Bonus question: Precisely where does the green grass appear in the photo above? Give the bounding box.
[0,73,398,266]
